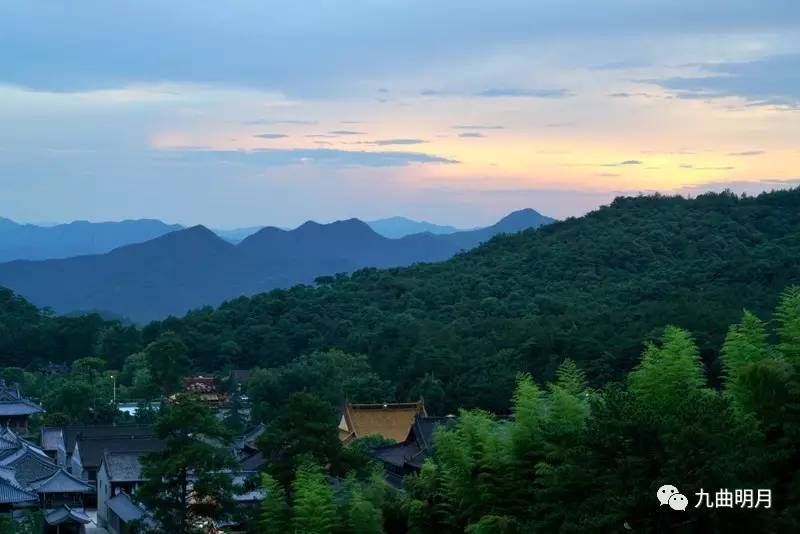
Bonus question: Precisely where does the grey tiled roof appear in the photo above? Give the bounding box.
[0,399,44,416]
[107,492,146,522]
[77,436,163,469]
[61,424,155,455]
[103,451,146,482]
[44,505,91,526]
[29,468,91,493]
[0,466,37,504]
[0,476,38,504]
[40,427,64,452]
[0,445,59,486]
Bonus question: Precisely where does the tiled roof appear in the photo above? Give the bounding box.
[0,445,58,486]
[61,424,155,455]
[0,399,44,416]
[40,427,64,452]
[44,505,91,526]
[107,492,146,522]
[0,381,21,401]
[29,468,91,494]
[0,476,38,504]
[239,451,265,471]
[103,451,147,482]
[77,436,163,469]
[340,401,426,444]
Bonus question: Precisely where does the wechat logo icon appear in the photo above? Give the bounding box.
[657,484,688,511]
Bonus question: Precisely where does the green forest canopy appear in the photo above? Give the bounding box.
[2,189,800,412]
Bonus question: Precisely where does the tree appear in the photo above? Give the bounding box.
[144,331,191,395]
[628,326,706,415]
[259,472,289,534]
[291,462,336,534]
[223,392,247,435]
[137,393,235,533]
[257,392,342,485]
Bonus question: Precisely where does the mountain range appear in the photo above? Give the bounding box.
[0,218,182,262]
[0,215,490,257]
[364,217,464,239]
[0,208,552,321]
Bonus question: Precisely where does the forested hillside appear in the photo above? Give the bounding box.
[2,190,799,411]
[138,189,800,411]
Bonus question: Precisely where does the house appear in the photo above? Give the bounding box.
[72,434,163,485]
[97,451,152,530]
[41,424,155,471]
[232,423,265,471]
[0,379,44,434]
[105,491,154,534]
[370,414,457,487]
[183,376,227,406]
[0,427,92,530]
[338,401,427,445]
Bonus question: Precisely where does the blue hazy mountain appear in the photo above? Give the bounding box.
[0,208,553,321]
[0,217,183,262]
[366,216,463,238]
[212,226,265,243]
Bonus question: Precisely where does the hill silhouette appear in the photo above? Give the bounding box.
[0,209,552,321]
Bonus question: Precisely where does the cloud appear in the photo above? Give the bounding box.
[370,139,427,146]
[245,119,315,125]
[694,166,735,171]
[602,159,643,167]
[653,54,800,107]
[159,147,458,167]
[595,173,620,177]
[476,88,572,98]
[728,150,765,156]
[458,132,485,138]
[608,92,655,98]
[452,125,504,130]
[329,130,365,135]
[545,122,576,128]
[255,133,288,139]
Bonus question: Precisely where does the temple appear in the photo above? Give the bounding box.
[0,379,44,434]
[0,426,91,532]
[338,401,426,445]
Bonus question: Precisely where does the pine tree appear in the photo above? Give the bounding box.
[291,462,336,534]
[347,486,383,534]
[628,326,706,415]
[775,286,800,364]
[259,472,289,534]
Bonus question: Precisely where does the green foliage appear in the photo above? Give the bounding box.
[0,510,43,534]
[144,331,190,395]
[291,462,337,534]
[257,392,342,486]
[137,393,235,534]
[259,472,289,534]
[628,326,706,415]
[138,190,800,411]
[247,349,391,422]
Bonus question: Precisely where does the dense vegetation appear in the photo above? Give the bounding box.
[145,189,800,411]
[3,190,800,413]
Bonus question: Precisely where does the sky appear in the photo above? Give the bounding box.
[1,1,799,228]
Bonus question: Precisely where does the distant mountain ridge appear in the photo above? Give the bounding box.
[366,216,463,238]
[0,218,183,261]
[0,209,553,321]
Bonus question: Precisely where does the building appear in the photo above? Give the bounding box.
[39,424,155,474]
[370,414,457,487]
[183,376,227,406]
[72,434,163,485]
[338,401,426,445]
[105,491,153,534]
[231,423,265,471]
[0,379,44,434]
[97,451,153,531]
[0,427,92,531]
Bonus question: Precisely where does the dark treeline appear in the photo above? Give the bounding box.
[3,189,800,413]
